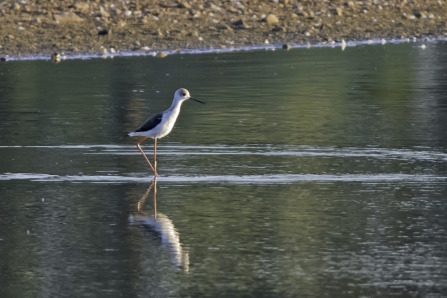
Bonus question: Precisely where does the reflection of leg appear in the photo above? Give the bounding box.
[136,137,156,174]
[137,178,155,211]
[154,138,158,174]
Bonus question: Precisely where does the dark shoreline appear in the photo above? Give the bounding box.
[1,0,446,60]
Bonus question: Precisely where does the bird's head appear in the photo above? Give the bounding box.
[173,88,205,104]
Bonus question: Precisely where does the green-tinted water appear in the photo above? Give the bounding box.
[1,42,447,297]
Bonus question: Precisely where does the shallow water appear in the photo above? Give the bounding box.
[1,42,447,297]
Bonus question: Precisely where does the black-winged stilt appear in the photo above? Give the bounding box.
[125,88,205,176]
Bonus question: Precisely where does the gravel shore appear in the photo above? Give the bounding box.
[1,0,447,59]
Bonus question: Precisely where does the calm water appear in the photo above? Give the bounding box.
[1,42,447,298]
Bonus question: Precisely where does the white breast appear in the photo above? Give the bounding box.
[155,108,181,139]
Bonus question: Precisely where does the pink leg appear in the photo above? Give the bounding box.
[154,138,158,174]
[136,137,157,175]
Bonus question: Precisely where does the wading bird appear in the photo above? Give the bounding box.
[125,88,205,176]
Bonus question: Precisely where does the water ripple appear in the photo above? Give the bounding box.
[1,172,446,184]
[1,145,447,161]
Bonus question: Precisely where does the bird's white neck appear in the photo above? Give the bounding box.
[168,99,184,112]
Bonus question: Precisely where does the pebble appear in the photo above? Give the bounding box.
[178,2,192,9]
[98,29,110,36]
[346,1,356,8]
[75,3,90,13]
[265,14,279,25]
[334,7,344,16]
[51,52,61,62]
[413,11,423,18]
[12,3,21,11]
[204,3,216,10]
[233,19,250,29]
[99,7,110,18]
[282,43,291,50]
[272,25,286,32]
[53,12,84,23]
[110,8,121,16]
[217,24,232,31]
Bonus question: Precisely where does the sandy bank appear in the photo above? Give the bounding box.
[0,0,446,59]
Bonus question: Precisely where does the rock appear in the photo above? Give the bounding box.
[204,3,216,10]
[178,2,192,9]
[333,7,343,16]
[110,8,121,16]
[265,14,279,25]
[75,3,89,13]
[216,24,233,30]
[11,3,21,11]
[282,43,291,50]
[0,57,7,62]
[159,3,178,8]
[345,1,356,8]
[272,25,286,32]
[51,52,61,63]
[7,34,15,39]
[157,52,167,58]
[413,10,423,18]
[32,17,41,23]
[53,12,84,23]
[98,29,110,36]
[227,6,239,13]
[232,19,251,29]
[99,7,110,18]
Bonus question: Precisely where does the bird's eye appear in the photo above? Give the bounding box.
[182,92,186,96]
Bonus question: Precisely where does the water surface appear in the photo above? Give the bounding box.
[1,42,447,297]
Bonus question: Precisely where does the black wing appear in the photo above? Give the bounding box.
[134,112,163,132]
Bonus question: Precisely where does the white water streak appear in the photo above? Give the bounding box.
[1,145,446,160]
[1,172,446,184]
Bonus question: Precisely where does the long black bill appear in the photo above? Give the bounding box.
[189,97,205,104]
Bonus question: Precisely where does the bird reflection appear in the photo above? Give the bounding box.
[129,178,189,272]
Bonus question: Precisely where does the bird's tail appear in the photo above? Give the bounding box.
[120,133,130,140]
